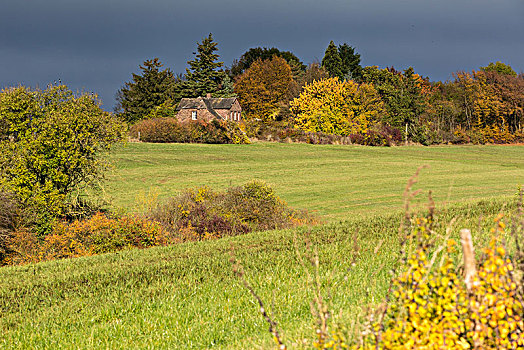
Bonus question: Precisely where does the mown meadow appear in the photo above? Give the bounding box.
[1,142,524,349]
[106,142,524,220]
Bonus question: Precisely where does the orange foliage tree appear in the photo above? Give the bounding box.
[453,68,524,142]
[234,56,294,122]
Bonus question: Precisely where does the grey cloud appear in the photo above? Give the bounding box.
[1,0,523,109]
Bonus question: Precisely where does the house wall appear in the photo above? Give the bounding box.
[176,109,216,123]
[217,100,243,121]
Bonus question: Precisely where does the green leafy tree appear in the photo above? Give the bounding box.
[117,58,179,124]
[362,66,430,140]
[481,61,517,77]
[338,43,362,81]
[321,41,343,80]
[181,33,228,98]
[0,84,125,233]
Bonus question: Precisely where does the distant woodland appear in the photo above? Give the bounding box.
[117,34,524,145]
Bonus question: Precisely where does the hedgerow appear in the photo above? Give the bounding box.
[129,117,250,144]
[244,120,402,146]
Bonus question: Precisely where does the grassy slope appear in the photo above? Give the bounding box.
[0,200,517,349]
[1,143,523,349]
[105,143,524,220]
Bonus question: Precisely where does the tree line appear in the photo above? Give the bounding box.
[116,33,524,145]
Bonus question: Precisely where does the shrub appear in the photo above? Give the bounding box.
[362,124,403,146]
[0,84,125,234]
[0,190,39,263]
[3,212,172,265]
[244,120,405,146]
[148,181,314,241]
[306,214,524,349]
[450,127,485,144]
[355,216,524,349]
[223,181,299,230]
[129,117,183,143]
[129,117,250,144]
[480,125,516,144]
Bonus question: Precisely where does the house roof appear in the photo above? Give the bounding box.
[176,96,239,120]
[176,97,237,110]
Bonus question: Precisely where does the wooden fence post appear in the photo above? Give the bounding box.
[460,229,477,291]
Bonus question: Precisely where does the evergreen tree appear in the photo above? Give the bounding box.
[321,41,344,80]
[338,43,363,81]
[213,75,236,97]
[117,58,178,124]
[181,33,227,97]
[229,47,306,79]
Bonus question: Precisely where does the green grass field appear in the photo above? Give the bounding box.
[106,142,524,220]
[0,200,514,349]
[1,143,524,349]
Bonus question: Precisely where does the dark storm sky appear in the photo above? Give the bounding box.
[1,0,523,110]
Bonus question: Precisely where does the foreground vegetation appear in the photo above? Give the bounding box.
[0,198,520,349]
[3,181,311,266]
[106,142,524,219]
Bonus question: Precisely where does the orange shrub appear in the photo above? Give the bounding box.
[4,213,173,265]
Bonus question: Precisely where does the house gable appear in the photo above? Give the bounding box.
[176,96,243,123]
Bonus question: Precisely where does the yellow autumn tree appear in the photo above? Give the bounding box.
[290,77,384,136]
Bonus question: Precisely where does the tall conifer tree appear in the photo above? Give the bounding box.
[181,33,228,97]
[117,58,178,123]
[321,41,343,80]
[338,43,362,81]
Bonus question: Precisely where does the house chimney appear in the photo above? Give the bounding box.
[206,93,211,98]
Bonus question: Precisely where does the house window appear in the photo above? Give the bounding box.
[191,111,197,120]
